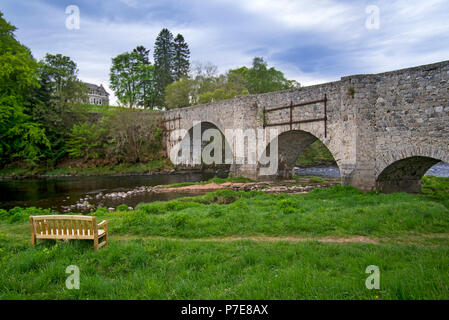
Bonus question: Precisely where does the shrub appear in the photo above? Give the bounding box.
[67,122,106,160]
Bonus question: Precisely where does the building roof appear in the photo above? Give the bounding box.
[83,82,110,96]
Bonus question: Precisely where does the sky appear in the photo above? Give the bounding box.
[2,0,449,105]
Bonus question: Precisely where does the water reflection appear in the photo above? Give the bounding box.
[0,172,224,212]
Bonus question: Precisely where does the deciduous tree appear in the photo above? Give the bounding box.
[0,11,50,166]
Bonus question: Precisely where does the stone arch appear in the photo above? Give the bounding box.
[376,144,448,175]
[375,145,449,193]
[259,129,341,178]
[178,121,233,171]
[376,156,442,193]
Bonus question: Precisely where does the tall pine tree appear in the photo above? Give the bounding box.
[153,28,174,108]
[173,34,190,81]
[132,45,156,109]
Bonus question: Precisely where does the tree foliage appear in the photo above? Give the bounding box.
[154,28,175,107]
[165,78,194,109]
[0,12,50,166]
[164,57,297,109]
[243,57,299,94]
[110,47,156,109]
[39,53,87,113]
[67,111,163,164]
[173,34,190,81]
[0,11,167,170]
[132,45,156,108]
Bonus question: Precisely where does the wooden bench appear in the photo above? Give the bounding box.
[29,215,108,250]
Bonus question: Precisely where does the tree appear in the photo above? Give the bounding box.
[110,51,142,108]
[133,45,150,64]
[110,47,156,109]
[132,45,156,109]
[27,57,90,167]
[165,78,195,109]
[0,11,50,166]
[165,62,249,108]
[153,28,175,107]
[198,88,243,104]
[173,34,190,81]
[163,58,299,109]
[244,57,299,94]
[227,67,249,93]
[39,53,88,113]
[0,12,38,96]
[136,62,156,109]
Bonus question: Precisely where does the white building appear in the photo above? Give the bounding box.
[85,83,109,105]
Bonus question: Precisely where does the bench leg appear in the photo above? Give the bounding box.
[94,237,98,251]
[30,217,36,246]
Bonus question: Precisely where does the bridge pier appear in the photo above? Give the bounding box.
[230,164,259,180]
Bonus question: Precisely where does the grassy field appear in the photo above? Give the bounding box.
[0,177,448,299]
[82,104,158,114]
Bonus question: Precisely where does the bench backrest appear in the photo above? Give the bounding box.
[30,215,98,237]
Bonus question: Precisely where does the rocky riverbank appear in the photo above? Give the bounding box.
[65,177,341,212]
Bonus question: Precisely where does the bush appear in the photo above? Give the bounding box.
[66,110,163,165]
[67,122,106,160]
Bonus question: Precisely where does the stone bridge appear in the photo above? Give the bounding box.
[161,60,449,192]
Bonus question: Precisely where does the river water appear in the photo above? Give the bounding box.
[294,162,449,178]
[0,172,223,213]
[1,162,448,213]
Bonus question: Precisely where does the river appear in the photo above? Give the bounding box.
[294,162,449,178]
[0,172,224,213]
[1,162,448,213]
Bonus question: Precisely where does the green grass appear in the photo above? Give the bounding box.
[162,174,253,188]
[0,176,448,299]
[0,238,448,299]
[82,104,159,114]
[422,175,449,207]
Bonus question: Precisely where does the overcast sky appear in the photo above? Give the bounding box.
[2,0,449,104]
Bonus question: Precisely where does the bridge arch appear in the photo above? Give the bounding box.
[178,121,233,170]
[259,129,341,178]
[376,146,449,193]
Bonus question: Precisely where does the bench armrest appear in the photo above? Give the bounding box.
[98,220,108,228]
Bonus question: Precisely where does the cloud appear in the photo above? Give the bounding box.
[2,0,449,105]
[120,0,139,8]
